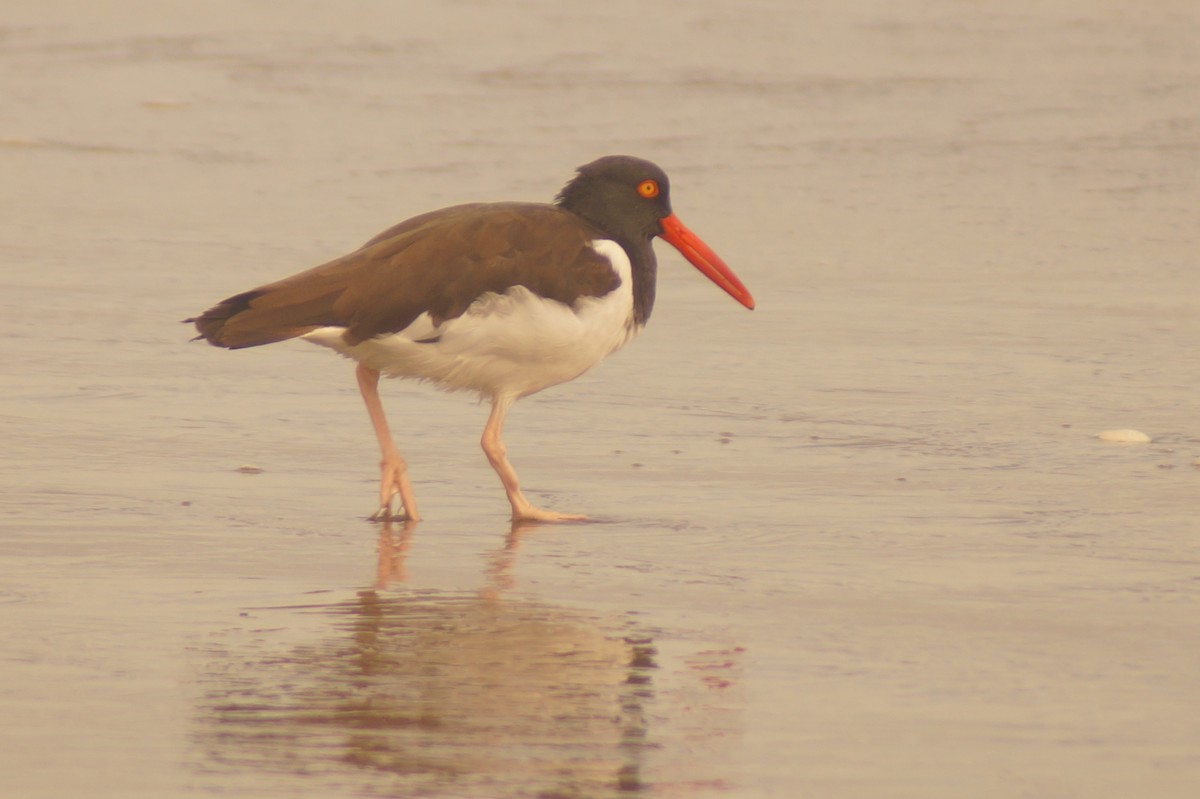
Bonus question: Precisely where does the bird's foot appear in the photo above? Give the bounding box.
[510,497,587,523]
[368,500,408,523]
[371,459,421,523]
[369,491,422,523]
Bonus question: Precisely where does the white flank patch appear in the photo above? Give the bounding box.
[302,239,640,400]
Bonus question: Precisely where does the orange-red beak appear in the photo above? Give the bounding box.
[658,213,755,310]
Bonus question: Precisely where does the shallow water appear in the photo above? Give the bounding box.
[2,1,1199,797]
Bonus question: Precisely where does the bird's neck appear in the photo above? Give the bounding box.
[624,236,657,327]
[556,197,658,326]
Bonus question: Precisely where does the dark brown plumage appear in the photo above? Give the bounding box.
[189,203,621,349]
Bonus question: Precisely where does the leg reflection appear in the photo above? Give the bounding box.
[195,524,658,797]
[374,519,416,589]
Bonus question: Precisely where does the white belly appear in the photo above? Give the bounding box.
[301,240,641,400]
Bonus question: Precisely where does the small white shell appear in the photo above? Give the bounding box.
[1095,429,1152,443]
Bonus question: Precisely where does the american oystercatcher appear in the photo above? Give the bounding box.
[188,155,754,522]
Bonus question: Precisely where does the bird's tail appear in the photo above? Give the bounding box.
[184,266,349,349]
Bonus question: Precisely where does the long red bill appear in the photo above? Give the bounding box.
[658,213,755,310]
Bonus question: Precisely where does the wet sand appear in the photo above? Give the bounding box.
[2,1,1199,796]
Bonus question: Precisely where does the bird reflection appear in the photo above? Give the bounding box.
[482,520,538,595]
[373,520,415,588]
[193,520,657,798]
[375,519,531,593]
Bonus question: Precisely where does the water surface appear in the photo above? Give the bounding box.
[2,1,1198,796]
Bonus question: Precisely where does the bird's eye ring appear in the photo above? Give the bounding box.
[637,179,659,199]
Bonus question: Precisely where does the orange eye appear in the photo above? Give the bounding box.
[637,179,659,199]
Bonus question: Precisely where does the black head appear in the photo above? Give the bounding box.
[554,154,756,321]
[555,155,673,242]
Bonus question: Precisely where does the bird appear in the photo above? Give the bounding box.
[187,155,754,522]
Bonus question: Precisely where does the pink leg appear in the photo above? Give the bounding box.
[356,364,420,522]
[481,395,586,522]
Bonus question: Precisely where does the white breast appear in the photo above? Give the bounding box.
[302,239,641,400]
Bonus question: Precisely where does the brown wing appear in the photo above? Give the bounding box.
[187,203,621,349]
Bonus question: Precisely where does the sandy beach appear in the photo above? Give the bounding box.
[2,1,1198,796]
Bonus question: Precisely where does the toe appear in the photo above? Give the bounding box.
[513,506,588,523]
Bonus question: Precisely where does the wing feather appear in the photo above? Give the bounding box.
[187,203,621,349]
